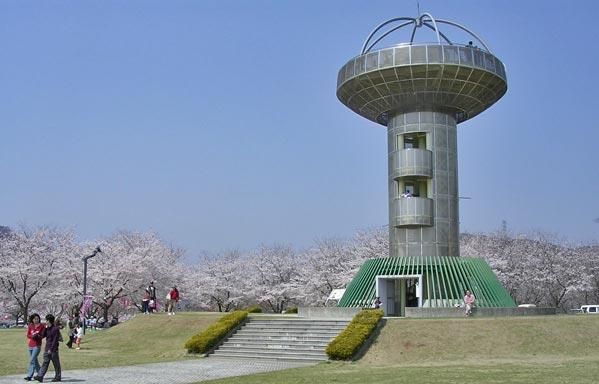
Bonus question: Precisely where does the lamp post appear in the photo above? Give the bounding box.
[82,246,101,334]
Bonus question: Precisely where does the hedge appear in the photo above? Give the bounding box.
[184,310,248,354]
[243,305,263,313]
[325,309,384,360]
[285,307,298,314]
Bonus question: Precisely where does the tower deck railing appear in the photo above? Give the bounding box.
[337,42,506,89]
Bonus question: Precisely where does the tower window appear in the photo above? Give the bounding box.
[403,133,426,149]
[404,136,417,149]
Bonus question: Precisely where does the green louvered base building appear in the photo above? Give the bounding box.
[338,256,515,316]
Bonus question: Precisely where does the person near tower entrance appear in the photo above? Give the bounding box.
[464,290,476,316]
[373,296,382,309]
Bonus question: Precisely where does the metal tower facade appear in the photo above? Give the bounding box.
[337,14,507,258]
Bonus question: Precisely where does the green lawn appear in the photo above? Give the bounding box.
[203,315,599,384]
[0,312,221,376]
[200,360,599,384]
[3,313,599,384]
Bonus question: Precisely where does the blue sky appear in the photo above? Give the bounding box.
[1,0,598,257]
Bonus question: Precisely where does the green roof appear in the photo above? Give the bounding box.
[338,256,516,308]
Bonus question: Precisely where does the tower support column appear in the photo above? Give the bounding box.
[388,111,459,257]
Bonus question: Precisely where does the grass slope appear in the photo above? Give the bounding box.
[204,315,599,384]
[0,312,221,376]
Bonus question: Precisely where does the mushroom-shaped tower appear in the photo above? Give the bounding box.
[338,13,507,258]
[337,14,514,313]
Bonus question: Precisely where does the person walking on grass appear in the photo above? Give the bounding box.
[74,324,83,350]
[167,286,180,315]
[34,314,62,382]
[24,313,45,381]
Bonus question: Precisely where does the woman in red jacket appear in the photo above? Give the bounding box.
[24,313,45,381]
[167,286,180,315]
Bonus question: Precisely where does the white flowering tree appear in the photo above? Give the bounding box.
[299,238,360,306]
[189,250,248,312]
[351,227,389,260]
[77,231,184,321]
[0,227,77,321]
[578,245,599,305]
[461,230,593,310]
[246,245,301,313]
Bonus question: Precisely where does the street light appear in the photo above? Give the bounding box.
[82,246,101,334]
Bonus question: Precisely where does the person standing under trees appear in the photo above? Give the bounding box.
[142,289,151,315]
[65,315,78,349]
[147,282,157,313]
[464,290,476,316]
[24,313,45,381]
[34,314,61,382]
[167,286,180,315]
[165,290,171,313]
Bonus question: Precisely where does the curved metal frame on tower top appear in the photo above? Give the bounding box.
[361,13,492,55]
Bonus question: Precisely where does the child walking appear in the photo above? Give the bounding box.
[75,324,83,350]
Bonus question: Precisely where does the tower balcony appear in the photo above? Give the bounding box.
[390,148,433,179]
[392,197,433,227]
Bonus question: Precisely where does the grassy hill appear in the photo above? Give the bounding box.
[361,315,598,365]
[0,312,221,376]
[205,315,599,384]
[3,313,599,383]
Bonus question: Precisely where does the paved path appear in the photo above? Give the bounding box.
[0,358,315,384]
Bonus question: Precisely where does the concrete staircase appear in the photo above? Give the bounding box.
[210,317,349,362]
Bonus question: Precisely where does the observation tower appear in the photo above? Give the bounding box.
[337,13,515,314]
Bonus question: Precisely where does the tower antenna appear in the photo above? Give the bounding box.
[417,1,420,16]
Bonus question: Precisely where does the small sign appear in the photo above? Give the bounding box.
[325,289,346,305]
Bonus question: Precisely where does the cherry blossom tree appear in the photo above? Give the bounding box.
[351,226,389,260]
[299,238,359,306]
[461,230,593,310]
[188,250,249,312]
[0,227,77,321]
[246,245,300,313]
[76,231,184,321]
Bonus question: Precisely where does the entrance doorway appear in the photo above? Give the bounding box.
[375,275,422,316]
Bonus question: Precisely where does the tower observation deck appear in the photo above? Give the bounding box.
[337,13,507,258]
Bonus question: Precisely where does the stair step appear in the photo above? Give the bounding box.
[226,337,329,345]
[213,348,327,357]
[212,317,349,362]
[244,325,346,331]
[210,351,327,362]
[234,333,338,339]
[249,320,349,326]
[236,329,340,334]
[220,342,327,351]
[218,345,326,356]
[229,335,333,341]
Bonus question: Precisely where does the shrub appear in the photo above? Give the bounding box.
[184,310,248,354]
[326,309,384,360]
[244,305,263,313]
[285,307,298,314]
